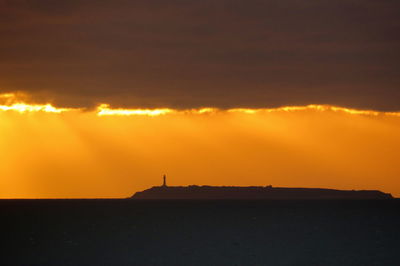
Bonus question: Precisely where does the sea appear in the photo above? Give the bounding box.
[1,199,399,266]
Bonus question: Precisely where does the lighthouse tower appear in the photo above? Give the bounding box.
[162,174,167,187]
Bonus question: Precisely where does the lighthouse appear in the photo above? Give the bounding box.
[162,174,167,187]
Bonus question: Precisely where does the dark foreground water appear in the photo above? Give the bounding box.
[1,199,399,266]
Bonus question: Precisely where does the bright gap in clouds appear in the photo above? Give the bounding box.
[0,93,399,117]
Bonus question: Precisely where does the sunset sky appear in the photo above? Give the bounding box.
[1,1,399,198]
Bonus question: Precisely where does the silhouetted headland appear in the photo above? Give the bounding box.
[132,177,391,200]
[132,175,393,199]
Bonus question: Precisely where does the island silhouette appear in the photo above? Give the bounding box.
[132,175,393,200]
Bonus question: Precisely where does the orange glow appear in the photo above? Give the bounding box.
[0,93,399,198]
[386,112,400,117]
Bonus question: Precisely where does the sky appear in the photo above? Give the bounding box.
[1,0,400,110]
[0,0,399,198]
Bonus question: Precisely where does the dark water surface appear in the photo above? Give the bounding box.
[1,199,399,265]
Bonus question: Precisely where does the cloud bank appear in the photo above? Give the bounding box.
[0,0,399,110]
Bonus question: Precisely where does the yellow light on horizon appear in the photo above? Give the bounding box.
[95,104,400,117]
[0,93,16,99]
[191,108,219,114]
[228,108,260,114]
[97,104,175,116]
[228,105,395,117]
[0,92,73,113]
[0,93,399,117]
[0,103,71,113]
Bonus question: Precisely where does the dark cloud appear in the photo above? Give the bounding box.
[0,0,399,110]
